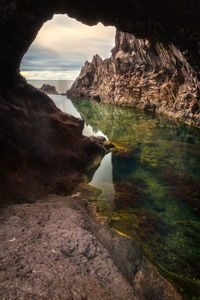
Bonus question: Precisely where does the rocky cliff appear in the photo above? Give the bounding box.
[68,30,200,127]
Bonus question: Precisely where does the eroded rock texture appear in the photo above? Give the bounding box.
[0,194,182,300]
[68,30,200,127]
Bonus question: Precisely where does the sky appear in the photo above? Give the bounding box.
[20,14,115,80]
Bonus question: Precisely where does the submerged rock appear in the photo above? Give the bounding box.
[160,170,200,216]
[114,178,147,209]
[68,30,200,127]
[39,84,58,94]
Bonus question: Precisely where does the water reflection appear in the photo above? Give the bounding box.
[51,95,200,298]
[89,152,115,206]
[83,124,107,139]
[51,95,81,118]
[51,95,107,138]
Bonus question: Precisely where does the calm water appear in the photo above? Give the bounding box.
[51,95,108,138]
[51,94,200,298]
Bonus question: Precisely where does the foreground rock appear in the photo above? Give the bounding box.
[39,84,58,94]
[0,80,104,205]
[67,30,200,127]
[0,194,181,300]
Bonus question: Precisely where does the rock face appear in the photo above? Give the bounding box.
[68,30,200,127]
[0,193,182,300]
[0,80,104,205]
[39,84,58,94]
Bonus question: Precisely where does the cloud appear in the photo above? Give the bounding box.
[21,70,80,80]
[20,14,115,80]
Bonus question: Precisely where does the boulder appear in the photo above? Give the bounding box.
[39,84,58,94]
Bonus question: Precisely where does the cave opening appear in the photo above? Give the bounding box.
[1,2,200,299]
[20,14,115,93]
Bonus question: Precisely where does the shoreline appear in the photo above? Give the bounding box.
[34,85,200,130]
[67,93,200,130]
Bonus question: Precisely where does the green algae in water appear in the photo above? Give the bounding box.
[53,95,200,298]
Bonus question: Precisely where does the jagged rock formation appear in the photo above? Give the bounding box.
[68,30,200,127]
[39,84,58,94]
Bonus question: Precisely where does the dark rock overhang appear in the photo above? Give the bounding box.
[1,0,200,83]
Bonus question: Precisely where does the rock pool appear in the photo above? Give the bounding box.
[51,95,200,298]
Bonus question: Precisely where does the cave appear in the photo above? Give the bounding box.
[1,2,199,203]
[1,0,200,82]
[0,1,200,299]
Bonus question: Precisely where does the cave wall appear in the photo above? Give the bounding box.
[1,0,200,82]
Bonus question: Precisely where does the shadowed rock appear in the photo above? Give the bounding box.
[1,0,200,82]
[0,81,105,205]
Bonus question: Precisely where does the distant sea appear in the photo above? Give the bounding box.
[28,80,74,94]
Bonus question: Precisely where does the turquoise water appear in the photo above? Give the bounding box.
[51,95,200,298]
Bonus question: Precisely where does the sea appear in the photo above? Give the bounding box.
[28,80,73,94]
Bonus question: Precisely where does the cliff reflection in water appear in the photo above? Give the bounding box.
[52,95,200,298]
[89,152,115,206]
[52,95,107,138]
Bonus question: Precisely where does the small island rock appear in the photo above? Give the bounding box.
[39,84,58,94]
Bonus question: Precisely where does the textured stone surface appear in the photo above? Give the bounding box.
[0,81,104,205]
[0,194,182,300]
[39,84,58,94]
[68,30,200,127]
